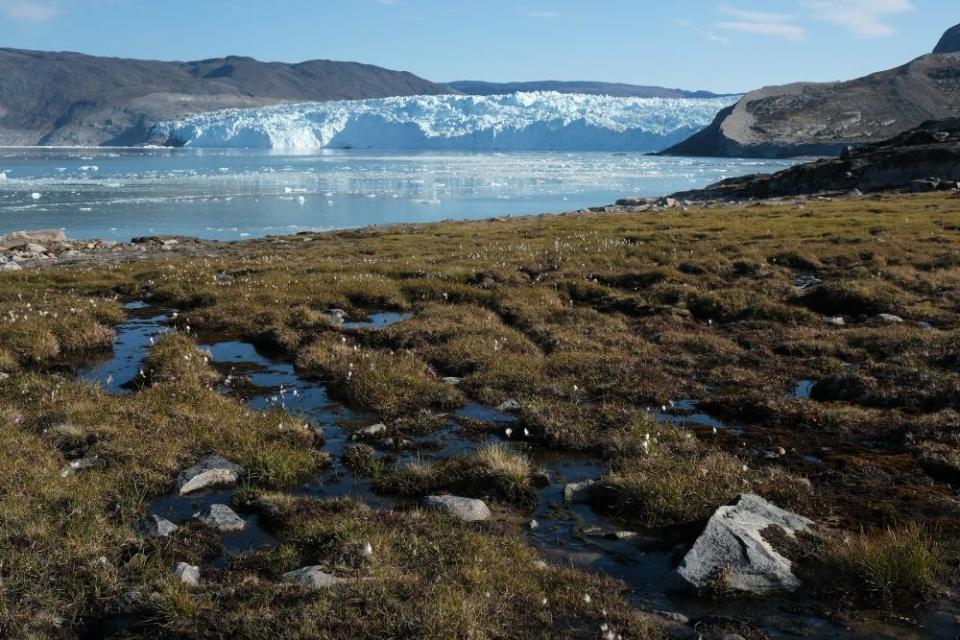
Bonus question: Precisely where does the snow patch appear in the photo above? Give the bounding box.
[153,92,737,152]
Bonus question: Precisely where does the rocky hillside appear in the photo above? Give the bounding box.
[0,49,451,146]
[668,118,960,201]
[445,80,724,99]
[661,24,960,158]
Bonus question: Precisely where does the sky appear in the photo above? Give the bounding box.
[0,0,955,93]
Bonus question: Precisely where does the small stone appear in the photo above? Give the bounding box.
[0,373,9,382]
[0,262,22,272]
[533,560,549,570]
[824,316,844,326]
[563,480,596,504]
[604,530,638,541]
[134,514,179,538]
[177,454,245,495]
[194,503,246,532]
[442,376,462,386]
[875,313,904,323]
[422,495,492,522]
[174,562,200,587]
[528,519,539,530]
[496,399,521,412]
[655,610,691,625]
[354,423,387,440]
[60,456,105,477]
[283,566,345,591]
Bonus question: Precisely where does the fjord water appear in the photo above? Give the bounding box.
[0,148,795,241]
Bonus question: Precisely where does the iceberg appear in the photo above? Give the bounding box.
[152,92,738,152]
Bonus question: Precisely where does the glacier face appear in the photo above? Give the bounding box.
[153,92,738,152]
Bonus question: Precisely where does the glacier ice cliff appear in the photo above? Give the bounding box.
[152,92,739,152]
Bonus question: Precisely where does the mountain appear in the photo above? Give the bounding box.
[152,92,738,152]
[668,118,960,201]
[0,49,451,146]
[445,80,726,99]
[660,24,960,158]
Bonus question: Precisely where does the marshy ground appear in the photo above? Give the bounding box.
[1,192,959,638]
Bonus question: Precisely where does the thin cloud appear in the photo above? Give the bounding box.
[716,5,805,42]
[799,0,913,37]
[676,18,731,46]
[0,0,59,20]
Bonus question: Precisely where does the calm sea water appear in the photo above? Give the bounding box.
[0,148,796,241]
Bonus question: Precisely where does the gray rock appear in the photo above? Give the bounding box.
[20,242,47,255]
[496,399,521,412]
[60,456,105,477]
[910,178,940,193]
[563,479,596,504]
[605,530,638,541]
[875,313,904,323]
[283,566,345,591]
[655,610,691,625]
[824,316,845,326]
[134,514,179,538]
[0,262,22,272]
[677,493,813,595]
[441,376,462,386]
[176,454,245,495]
[354,423,387,439]
[194,503,246,532]
[422,495,492,522]
[174,562,200,587]
[0,372,9,382]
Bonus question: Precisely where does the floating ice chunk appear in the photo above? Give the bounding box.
[30,192,41,200]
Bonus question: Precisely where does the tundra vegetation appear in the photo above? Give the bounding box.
[0,192,958,638]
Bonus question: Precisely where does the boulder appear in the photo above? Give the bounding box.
[422,495,492,522]
[174,562,200,587]
[934,23,960,54]
[0,262,22,272]
[134,514,179,538]
[677,493,813,595]
[283,566,345,591]
[176,454,245,495]
[194,503,246,532]
[442,376,462,386]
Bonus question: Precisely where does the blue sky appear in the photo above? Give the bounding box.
[0,0,955,93]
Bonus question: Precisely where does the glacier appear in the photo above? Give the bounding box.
[152,92,738,152]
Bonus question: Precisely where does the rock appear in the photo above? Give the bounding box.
[0,373,9,382]
[910,178,940,193]
[422,495,492,522]
[605,530,638,541]
[874,313,904,323]
[194,503,246,532]
[824,316,845,326]
[563,479,596,504]
[328,308,348,320]
[60,456,105,477]
[283,566,345,591]
[496,399,521,412]
[677,493,813,595]
[655,610,691,625]
[174,562,200,587]
[0,262,22,272]
[134,514,178,538]
[442,376,462,386]
[528,519,539,530]
[354,423,387,439]
[176,454,245,495]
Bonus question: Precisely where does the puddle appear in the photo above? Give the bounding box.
[793,379,815,399]
[653,399,745,435]
[79,301,172,393]
[343,311,413,330]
